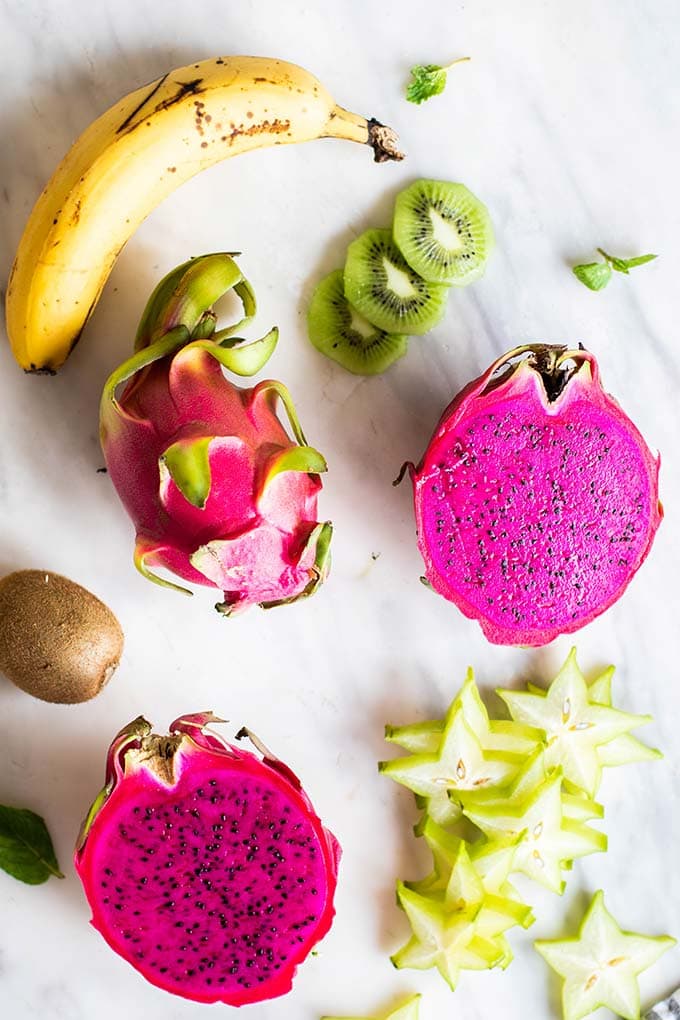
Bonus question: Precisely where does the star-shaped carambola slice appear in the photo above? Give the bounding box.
[497,648,652,798]
[535,890,676,1020]
[380,699,522,826]
[525,665,661,770]
[587,667,662,768]
[462,746,605,825]
[406,821,534,968]
[392,839,530,988]
[410,818,533,923]
[321,994,421,1020]
[461,768,606,894]
[406,815,463,896]
[385,668,542,757]
[469,835,535,924]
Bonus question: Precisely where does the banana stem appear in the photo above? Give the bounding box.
[326,105,404,163]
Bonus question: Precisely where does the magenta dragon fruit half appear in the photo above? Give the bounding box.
[100,254,331,614]
[407,344,662,646]
[75,713,340,1006]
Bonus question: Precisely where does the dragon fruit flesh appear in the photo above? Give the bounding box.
[408,344,661,646]
[75,713,340,1006]
[100,254,331,614]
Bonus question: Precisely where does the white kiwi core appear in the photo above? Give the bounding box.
[349,307,377,338]
[383,257,417,298]
[429,207,465,251]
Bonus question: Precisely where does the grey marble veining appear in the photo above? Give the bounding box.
[1,1,679,1017]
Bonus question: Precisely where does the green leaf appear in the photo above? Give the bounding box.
[133,536,193,597]
[191,310,217,340]
[407,64,448,104]
[251,379,308,445]
[258,521,333,610]
[0,805,64,885]
[618,252,658,269]
[134,254,243,350]
[572,261,612,291]
[214,278,258,340]
[406,56,471,104]
[597,248,658,273]
[573,249,658,290]
[178,327,278,379]
[160,436,213,509]
[260,445,327,493]
[101,325,191,421]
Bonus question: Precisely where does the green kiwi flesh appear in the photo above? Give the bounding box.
[393,179,494,285]
[343,228,449,335]
[308,269,408,375]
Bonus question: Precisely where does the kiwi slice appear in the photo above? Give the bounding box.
[393,179,494,285]
[308,269,408,375]
[344,228,449,335]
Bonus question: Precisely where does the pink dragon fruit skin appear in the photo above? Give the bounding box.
[100,254,331,614]
[409,344,662,647]
[75,714,341,1006]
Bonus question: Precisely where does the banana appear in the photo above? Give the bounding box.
[6,55,403,373]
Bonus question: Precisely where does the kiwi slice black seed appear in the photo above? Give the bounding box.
[308,269,408,375]
[343,228,449,335]
[393,179,494,285]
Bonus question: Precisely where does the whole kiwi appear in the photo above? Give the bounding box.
[0,570,124,704]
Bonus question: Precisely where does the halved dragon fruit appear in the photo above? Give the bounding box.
[406,344,662,646]
[74,714,340,1006]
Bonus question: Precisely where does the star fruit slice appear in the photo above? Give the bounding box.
[461,746,605,824]
[535,890,676,1020]
[526,666,661,767]
[393,838,531,988]
[588,667,662,767]
[321,994,421,1020]
[385,668,542,756]
[469,835,536,927]
[461,768,607,894]
[380,699,523,826]
[409,817,534,929]
[499,649,655,797]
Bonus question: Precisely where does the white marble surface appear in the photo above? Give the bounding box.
[1,1,679,1017]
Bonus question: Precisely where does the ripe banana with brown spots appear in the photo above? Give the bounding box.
[6,55,403,372]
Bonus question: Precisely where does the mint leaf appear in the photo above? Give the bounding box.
[572,261,612,291]
[407,65,447,104]
[573,249,658,290]
[0,805,64,884]
[618,253,658,269]
[406,57,470,104]
[597,248,658,273]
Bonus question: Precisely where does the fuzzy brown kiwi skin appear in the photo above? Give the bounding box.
[0,570,123,704]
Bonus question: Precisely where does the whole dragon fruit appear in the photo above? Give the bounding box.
[75,713,340,1006]
[406,344,661,646]
[100,254,331,614]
